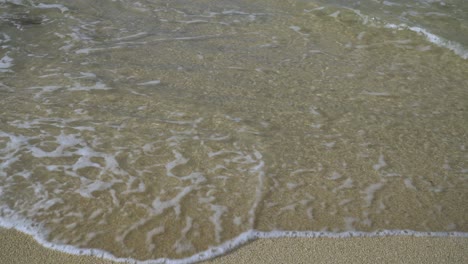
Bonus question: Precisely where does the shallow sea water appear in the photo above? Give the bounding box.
[0,0,467,262]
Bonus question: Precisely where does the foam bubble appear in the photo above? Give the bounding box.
[0,54,13,72]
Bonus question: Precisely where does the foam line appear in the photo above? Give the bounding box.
[384,23,468,59]
[35,3,69,13]
[321,6,468,60]
[1,216,467,264]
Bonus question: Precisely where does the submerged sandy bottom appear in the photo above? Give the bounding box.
[1,0,468,262]
[1,227,467,264]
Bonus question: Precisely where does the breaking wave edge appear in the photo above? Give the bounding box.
[1,216,467,264]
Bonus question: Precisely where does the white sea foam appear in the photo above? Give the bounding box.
[289,25,308,36]
[1,215,467,264]
[384,23,468,59]
[177,20,209,24]
[112,32,148,41]
[328,171,342,180]
[1,1,467,263]
[173,217,195,254]
[362,181,386,206]
[208,205,227,243]
[246,150,265,227]
[75,47,120,54]
[151,186,193,216]
[404,178,417,190]
[373,154,387,171]
[35,3,68,13]
[329,11,341,18]
[76,72,97,79]
[362,91,392,97]
[138,80,161,86]
[28,85,62,99]
[146,226,165,252]
[315,4,468,60]
[0,32,10,45]
[0,54,13,72]
[77,180,114,198]
[0,0,23,5]
[333,178,354,193]
[68,81,111,91]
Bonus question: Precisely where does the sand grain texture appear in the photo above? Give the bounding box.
[1,228,467,264]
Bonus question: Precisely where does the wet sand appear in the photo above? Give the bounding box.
[1,228,467,264]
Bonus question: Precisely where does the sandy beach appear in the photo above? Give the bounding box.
[1,228,467,264]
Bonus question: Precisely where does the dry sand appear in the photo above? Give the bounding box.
[0,227,467,264]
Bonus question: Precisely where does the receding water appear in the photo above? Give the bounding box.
[0,0,467,262]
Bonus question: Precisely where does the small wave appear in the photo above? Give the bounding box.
[311,4,468,60]
[1,216,467,264]
[384,23,468,59]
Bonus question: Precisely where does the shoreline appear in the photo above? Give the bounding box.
[1,227,467,264]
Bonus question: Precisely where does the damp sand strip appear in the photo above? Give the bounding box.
[1,227,467,264]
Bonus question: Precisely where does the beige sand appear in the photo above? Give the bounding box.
[0,228,467,264]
